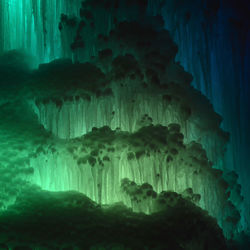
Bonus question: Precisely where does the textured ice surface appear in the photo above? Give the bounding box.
[0,0,248,246]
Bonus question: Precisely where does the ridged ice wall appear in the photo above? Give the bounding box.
[0,0,82,64]
[158,0,250,227]
[30,84,226,166]
[29,126,232,233]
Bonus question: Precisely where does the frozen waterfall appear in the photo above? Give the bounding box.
[0,0,249,240]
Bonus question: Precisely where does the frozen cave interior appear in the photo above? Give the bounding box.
[0,0,249,249]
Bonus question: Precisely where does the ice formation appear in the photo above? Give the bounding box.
[0,0,249,246]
